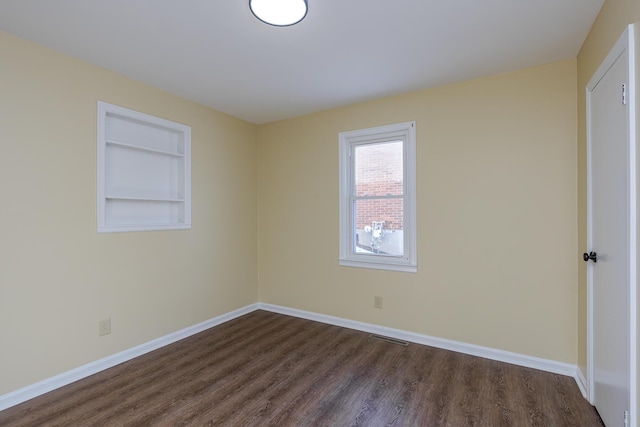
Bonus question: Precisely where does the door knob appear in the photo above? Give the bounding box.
[583,251,597,263]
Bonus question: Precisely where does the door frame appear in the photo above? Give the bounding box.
[586,23,637,423]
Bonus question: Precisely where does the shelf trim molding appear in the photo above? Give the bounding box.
[97,223,192,233]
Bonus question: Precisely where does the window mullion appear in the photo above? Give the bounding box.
[354,195,404,201]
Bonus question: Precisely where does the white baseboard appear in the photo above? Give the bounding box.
[575,367,588,399]
[1,301,587,412]
[258,303,585,393]
[0,303,259,412]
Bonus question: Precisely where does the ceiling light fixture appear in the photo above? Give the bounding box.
[249,0,308,27]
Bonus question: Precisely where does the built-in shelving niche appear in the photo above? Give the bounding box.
[97,102,191,233]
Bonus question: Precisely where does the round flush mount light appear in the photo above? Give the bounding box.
[249,0,308,27]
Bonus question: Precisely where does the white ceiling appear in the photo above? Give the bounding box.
[0,0,604,124]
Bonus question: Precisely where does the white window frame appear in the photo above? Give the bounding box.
[339,121,417,273]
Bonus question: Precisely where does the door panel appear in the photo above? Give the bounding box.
[588,43,631,426]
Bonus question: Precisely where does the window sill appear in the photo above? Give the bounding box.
[339,259,417,273]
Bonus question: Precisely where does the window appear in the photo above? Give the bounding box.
[339,121,417,272]
[97,102,191,233]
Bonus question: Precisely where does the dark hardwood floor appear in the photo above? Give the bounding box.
[0,310,603,426]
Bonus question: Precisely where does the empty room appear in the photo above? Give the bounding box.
[0,0,638,425]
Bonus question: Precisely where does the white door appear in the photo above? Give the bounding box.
[586,26,635,427]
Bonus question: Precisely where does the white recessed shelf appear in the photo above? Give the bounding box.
[105,139,186,157]
[105,196,185,202]
[97,102,191,233]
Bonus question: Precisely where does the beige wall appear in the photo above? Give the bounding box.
[576,0,640,392]
[0,32,259,394]
[3,7,615,398]
[258,60,578,363]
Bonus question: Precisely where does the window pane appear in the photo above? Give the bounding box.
[354,141,403,197]
[354,198,404,256]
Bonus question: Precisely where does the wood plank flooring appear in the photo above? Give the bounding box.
[0,310,603,426]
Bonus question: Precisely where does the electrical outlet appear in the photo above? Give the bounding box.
[374,296,383,309]
[98,318,111,336]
